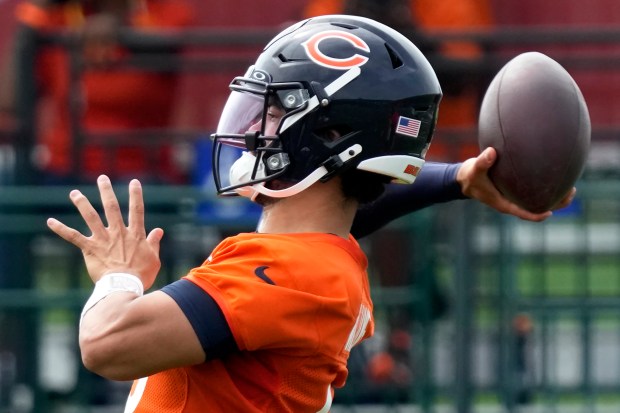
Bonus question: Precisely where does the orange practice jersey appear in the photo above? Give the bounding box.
[125,232,375,412]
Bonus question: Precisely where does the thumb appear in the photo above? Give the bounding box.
[478,147,497,169]
[146,227,164,255]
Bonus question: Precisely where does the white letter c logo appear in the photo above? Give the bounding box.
[302,30,370,70]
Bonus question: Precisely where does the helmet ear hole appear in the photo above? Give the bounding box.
[314,126,352,143]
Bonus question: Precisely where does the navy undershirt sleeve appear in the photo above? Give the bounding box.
[161,279,238,360]
[351,162,467,239]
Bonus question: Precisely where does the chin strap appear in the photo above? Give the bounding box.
[242,144,363,200]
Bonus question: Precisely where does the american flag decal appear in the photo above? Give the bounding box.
[395,116,421,138]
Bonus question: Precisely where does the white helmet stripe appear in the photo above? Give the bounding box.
[279,66,361,133]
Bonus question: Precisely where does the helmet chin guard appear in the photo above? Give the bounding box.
[229,144,364,200]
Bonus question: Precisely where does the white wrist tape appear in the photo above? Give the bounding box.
[80,273,144,326]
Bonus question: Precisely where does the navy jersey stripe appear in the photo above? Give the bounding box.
[162,279,238,360]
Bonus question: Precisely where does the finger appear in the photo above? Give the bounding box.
[69,189,107,237]
[513,207,551,222]
[97,175,125,229]
[47,217,88,249]
[486,192,551,222]
[499,201,550,222]
[510,187,576,220]
[128,179,146,237]
[146,227,164,256]
[553,187,577,211]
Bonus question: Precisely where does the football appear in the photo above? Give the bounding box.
[478,51,591,213]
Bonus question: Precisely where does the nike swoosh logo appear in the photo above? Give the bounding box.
[254,266,275,285]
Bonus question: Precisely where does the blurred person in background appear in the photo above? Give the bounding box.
[0,0,194,185]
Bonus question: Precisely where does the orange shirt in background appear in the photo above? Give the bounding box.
[16,0,194,182]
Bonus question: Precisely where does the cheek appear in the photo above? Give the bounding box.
[248,120,262,132]
[263,121,279,136]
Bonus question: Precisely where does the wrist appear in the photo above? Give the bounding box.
[80,273,144,326]
[449,162,469,199]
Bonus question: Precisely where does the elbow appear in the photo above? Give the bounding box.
[80,350,109,379]
[79,333,138,381]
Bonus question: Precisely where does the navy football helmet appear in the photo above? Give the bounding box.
[211,14,442,200]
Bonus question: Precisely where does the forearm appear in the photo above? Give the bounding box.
[80,293,147,380]
[351,162,465,238]
[80,291,204,381]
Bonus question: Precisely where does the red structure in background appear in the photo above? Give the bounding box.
[0,0,305,135]
[174,1,307,132]
[493,0,620,25]
[0,0,618,144]
[0,1,18,59]
[168,0,620,159]
[491,0,620,133]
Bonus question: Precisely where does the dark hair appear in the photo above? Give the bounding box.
[340,169,388,204]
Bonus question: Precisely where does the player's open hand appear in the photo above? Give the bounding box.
[457,147,576,222]
[47,175,164,289]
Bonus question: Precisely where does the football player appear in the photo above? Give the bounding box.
[47,15,573,413]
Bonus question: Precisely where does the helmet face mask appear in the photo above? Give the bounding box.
[211,15,442,200]
[211,69,315,197]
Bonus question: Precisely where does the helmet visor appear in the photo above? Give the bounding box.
[215,91,266,148]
